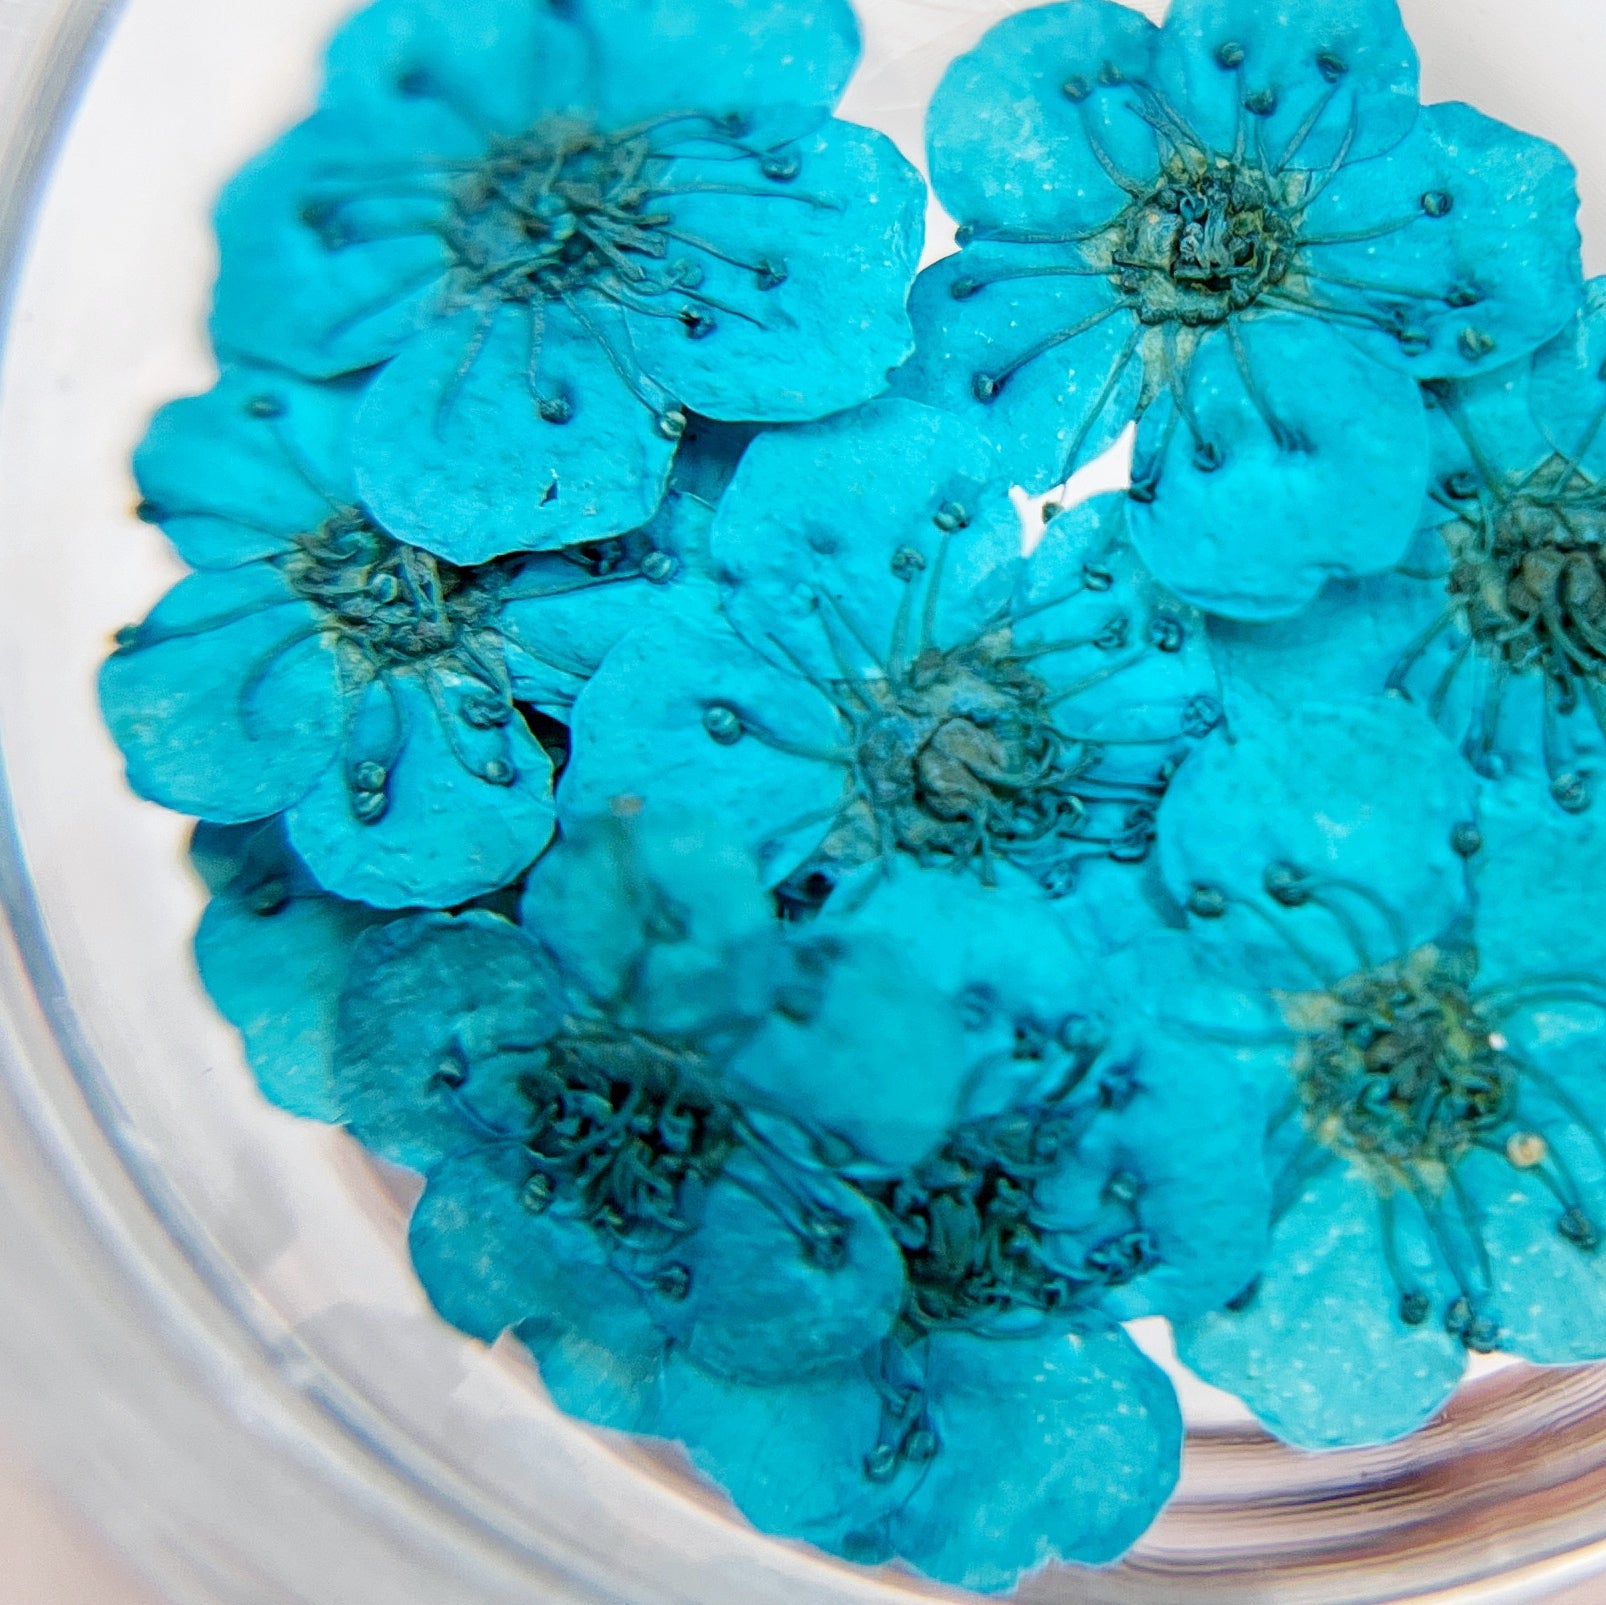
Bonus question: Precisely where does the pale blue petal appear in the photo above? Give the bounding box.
[410,1145,647,1343]
[892,252,1140,495]
[518,810,777,1033]
[616,121,921,420]
[1528,278,1606,478]
[353,301,676,563]
[133,367,361,570]
[713,398,1019,684]
[322,0,591,138]
[1426,356,1551,499]
[655,1158,904,1384]
[925,2,1160,234]
[725,931,971,1167]
[1129,315,1429,620]
[212,117,453,379]
[1157,698,1476,981]
[286,669,555,909]
[194,822,393,1123]
[332,910,567,1169]
[1176,1165,1466,1448]
[100,565,342,823]
[517,1302,668,1434]
[558,603,845,886]
[575,0,860,128]
[1153,0,1418,172]
[883,1323,1181,1586]
[1302,102,1582,381]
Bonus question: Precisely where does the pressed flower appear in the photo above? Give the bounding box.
[1135,697,1606,1447]
[101,365,715,908]
[190,819,397,1122]
[560,398,1222,913]
[1212,277,1606,816]
[894,0,1582,620]
[331,813,972,1385]
[210,0,925,563]
[525,869,1264,1590]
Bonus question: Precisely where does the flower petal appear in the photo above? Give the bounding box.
[654,1157,905,1384]
[892,251,1140,495]
[212,116,454,379]
[410,1144,635,1342]
[286,670,555,909]
[558,602,846,886]
[517,1302,669,1434]
[925,1,1160,235]
[1176,1165,1465,1448]
[1528,277,1606,478]
[616,121,923,421]
[1152,0,1419,172]
[725,931,971,1167]
[882,1322,1181,1586]
[713,397,1018,683]
[333,910,567,1170]
[519,810,777,1032]
[574,0,860,128]
[321,0,591,138]
[1302,101,1582,381]
[353,301,677,563]
[1156,698,1476,981]
[99,565,341,823]
[1129,314,1428,620]
[134,367,361,570]
[193,822,392,1123]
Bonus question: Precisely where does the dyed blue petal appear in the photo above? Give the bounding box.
[726,931,970,1167]
[714,398,1018,684]
[353,301,676,563]
[1529,278,1606,478]
[1426,358,1551,504]
[1157,699,1476,982]
[1473,786,1606,991]
[559,602,845,886]
[1303,102,1582,381]
[1017,492,1221,740]
[134,367,361,571]
[99,565,341,823]
[519,811,777,1033]
[1176,1165,1465,1448]
[193,822,392,1123]
[892,252,1140,495]
[925,2,1160,235]
[517,1301,668,1434]
[653,1157,904,1384]
[616,121,922,421]
[212,117,453,379]
[878,1324,1181,1586]
[321,0,590,139]
[500,494,719,710]
[332,910,567,1170]
[1129,314,1428,620]
[286,669,555,909]
[410,1144,640,1342]
[1153,0,1418,173]
[574,0,859,128]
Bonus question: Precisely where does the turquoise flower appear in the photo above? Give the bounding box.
[190,819,398,1122]
[1137,697,1606,1447]
[101,365,716,908]
[210,0,925,563]
[524,869,1265,1590]
[560,398,1222,914]
[1212,277,1606,817]
[895,0,1582,620]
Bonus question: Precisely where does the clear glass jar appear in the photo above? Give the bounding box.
[2,2,1606,1599]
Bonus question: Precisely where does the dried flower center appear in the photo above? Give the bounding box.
[1116,158,1299,328]
[286,510,501,671]
[1291,947,1515,1175]
[505,1024,737,1257]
